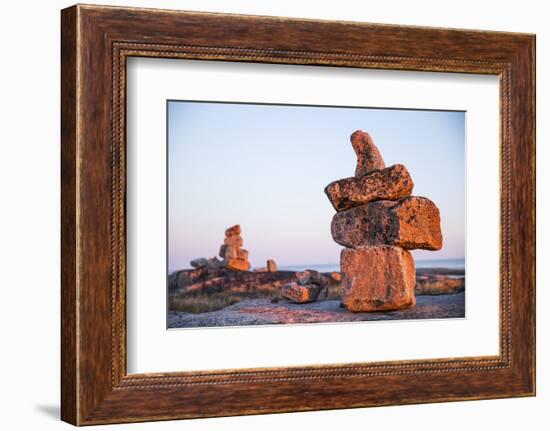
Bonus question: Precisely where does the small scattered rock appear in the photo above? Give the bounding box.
[282,282,326,304]
[190,257,208,268]
[267,259,277,272]
[286,270,329,304]
[330,272,342,282]
[296,271,312,285]
[206,257,224,270]
[316,285,329,301]
[303,269,328,287]
[224,235,243,247]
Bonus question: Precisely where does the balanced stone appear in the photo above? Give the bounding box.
[225,224,241,236]
[324,164,414,211]
[331,196,442,250]
[224,235,243,247]
[341,246,416,312]
[225,258,251,272]
[219,244,238,259]
[237,248,249,260]
[350,130,385,177]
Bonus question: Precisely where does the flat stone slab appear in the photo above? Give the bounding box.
[331,196,443,250]
[325,164,413,211]
[168,292,465,328]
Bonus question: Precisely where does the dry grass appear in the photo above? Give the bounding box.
[169,292,241,314]
[169,280,346,314]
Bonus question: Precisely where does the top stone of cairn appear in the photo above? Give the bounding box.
[351,130,385,177]
[225,224,241,237]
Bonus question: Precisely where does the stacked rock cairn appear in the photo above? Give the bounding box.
[190,225,278,273]
[324,130,443,312]
[219,224,251,271]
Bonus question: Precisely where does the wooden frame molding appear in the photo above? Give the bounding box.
[61,4,535,425]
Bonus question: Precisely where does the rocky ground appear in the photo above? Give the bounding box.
[168,267,465,329]
[168,291,465,328]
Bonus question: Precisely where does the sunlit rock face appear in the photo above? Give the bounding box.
[324,163,413,212]
[331,196,442,250]
[341,246,416,312]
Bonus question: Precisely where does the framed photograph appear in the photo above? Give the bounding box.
[61,4,535,425]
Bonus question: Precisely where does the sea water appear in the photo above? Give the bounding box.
[278,258,465,273]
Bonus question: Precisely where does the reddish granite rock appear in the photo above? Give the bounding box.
[282,282,326,304]
[330,272,342,282]
[267,259,277,272]
[224,235,243,247]
[225,258,251,271]
[350,130,385,177]
[225,224,241,236]
[331,196,442,250]
[316,285,329,301]
[237,248,249,260]
[324,164,414,211]
[391,197,442,250]
[341,246,416,312]
[296,269,328,287]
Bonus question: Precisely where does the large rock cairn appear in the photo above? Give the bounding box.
[324,130,442,312]
[219,224,251,271]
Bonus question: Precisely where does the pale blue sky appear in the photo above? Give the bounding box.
[168,101,465,271]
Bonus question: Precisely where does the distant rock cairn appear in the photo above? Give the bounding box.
[324,130,443,312]
[219,224,251,271]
